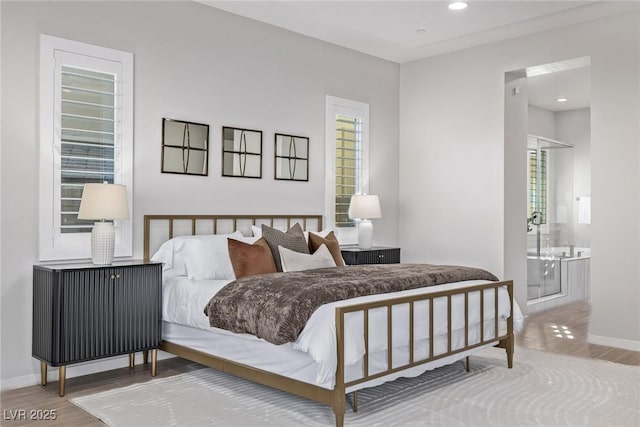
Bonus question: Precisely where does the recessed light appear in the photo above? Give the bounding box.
[416,28,427,33]
[556,97,569,102]
[449,2,468,10]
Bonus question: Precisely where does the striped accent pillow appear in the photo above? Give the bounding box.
[261,223,310,272]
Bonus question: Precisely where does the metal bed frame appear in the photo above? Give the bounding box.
[144,214,514,427]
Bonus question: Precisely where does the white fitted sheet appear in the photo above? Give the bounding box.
[162,275,523,388]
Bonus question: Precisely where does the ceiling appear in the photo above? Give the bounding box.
[528,65,591,112]
[199,1,629,112]
[199,1,638,63]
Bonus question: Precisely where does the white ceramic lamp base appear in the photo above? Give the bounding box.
[358,220,374,249]
[91,221,116,265]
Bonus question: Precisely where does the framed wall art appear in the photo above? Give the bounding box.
[274,133,309,181]
[162,118,209,176]
[221,126,262,178]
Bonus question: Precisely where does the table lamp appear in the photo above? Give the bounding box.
[348,194,382,249]
[78,183,129,264]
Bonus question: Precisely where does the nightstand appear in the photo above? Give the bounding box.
[32,260,162,396]
[340,246,401,265]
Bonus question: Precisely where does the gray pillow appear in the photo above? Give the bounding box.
[261,223,310,272]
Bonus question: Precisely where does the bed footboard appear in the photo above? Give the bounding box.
[332,280,514,425]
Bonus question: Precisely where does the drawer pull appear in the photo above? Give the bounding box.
[116,274,121,279]
[110,274,116,280]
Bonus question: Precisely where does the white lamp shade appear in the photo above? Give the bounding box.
[78,183,129,220]
[348,194,382,220]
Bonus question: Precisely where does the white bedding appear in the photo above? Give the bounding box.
[162,321,501,392]
[162,275,523,387]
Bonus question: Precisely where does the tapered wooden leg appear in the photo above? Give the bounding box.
[334,407,344,427]
[506,336,514,369]
[129,353,135,368]
[150,349,157,377]
[333,393,345,427]
[143,350,149,365]
[58,366,66,397]
[352,391,358,412]
[497,335,514,368]
[40,362,47,386]
[465,356,470,372]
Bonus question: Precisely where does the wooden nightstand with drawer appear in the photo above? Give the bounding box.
[340,246,401,265]
[32,260,162,396]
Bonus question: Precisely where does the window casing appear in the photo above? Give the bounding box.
[325,96,369,243]
[39,35,133,261]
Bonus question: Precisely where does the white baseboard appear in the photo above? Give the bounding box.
[588,334,640,351]
[1,351,175,392]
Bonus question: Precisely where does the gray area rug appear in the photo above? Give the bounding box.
[72,347,640,426]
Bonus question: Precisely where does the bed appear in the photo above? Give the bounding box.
[144,214,518,427]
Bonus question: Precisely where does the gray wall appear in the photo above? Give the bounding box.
[556,108,591,247]
[528,105,556,140]
[400,12,640,347]
[504,75,529,311]
[0,1,400,386]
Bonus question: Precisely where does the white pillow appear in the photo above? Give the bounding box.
[279,244,336,272]
[150,239,180,274]
[251,225,263,238]
[151,231,246,277]
[182,233,260,280]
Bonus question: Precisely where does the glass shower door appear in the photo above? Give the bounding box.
[527,135,574,301]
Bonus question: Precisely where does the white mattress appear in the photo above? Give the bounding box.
[162,275,523,389]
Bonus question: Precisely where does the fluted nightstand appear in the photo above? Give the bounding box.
[340,246,401,265]
[32,260,162,396]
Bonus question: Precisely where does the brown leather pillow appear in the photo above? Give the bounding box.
[228,238,277,279]
[308,231,345,267]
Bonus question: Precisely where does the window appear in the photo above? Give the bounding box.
[528,148,547,225]
[334,116,362,227]
[325,96,369,239]
[39,35,133,261]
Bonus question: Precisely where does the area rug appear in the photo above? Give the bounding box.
[71,347,639,426]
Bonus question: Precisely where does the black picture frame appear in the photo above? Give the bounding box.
[221,126,263,179]
[274,133,309,182]
[161,118,209,176]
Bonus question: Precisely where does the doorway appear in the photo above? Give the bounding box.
[504,57,591,315]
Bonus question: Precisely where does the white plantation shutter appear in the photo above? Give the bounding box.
[40,35,133,260]
[59,65,117,233]
[334,115,362,227]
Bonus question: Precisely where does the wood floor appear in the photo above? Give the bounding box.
[516,301,640,366]
[2,301,638,426]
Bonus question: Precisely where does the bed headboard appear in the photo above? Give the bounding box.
[143,214,323,261]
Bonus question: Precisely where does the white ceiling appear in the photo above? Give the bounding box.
[200,1,627,113]
[200,1,638,63]
[528,65,591,112]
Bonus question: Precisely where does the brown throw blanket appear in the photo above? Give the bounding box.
[205,264,498,345]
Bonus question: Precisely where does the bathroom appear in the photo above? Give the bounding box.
[525,58,591,313]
